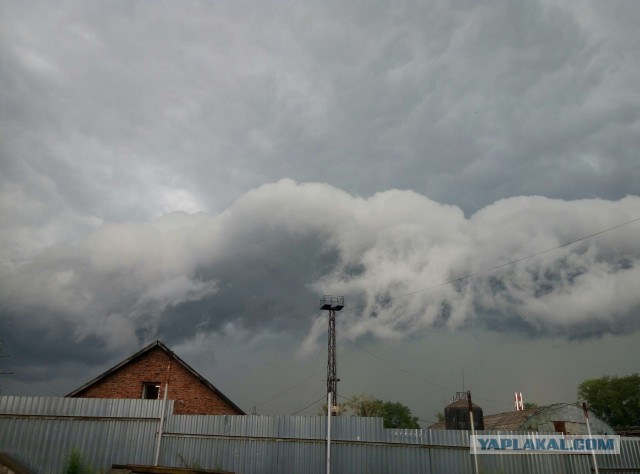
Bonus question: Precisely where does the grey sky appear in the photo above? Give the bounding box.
[1,1,639,423]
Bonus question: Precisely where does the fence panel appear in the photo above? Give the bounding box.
[1,396,639,474]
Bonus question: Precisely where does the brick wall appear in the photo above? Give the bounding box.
[73,347,242,415]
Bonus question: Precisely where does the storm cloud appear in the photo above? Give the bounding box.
[1,1,639,414]
[2,180,638,372]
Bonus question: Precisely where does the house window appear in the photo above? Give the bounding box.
[142,382,161,399]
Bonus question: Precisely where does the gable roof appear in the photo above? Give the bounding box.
[66,340,245,414]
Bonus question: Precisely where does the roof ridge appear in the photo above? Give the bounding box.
[65,340,245,415]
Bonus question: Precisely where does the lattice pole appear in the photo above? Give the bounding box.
[320,296,344,415]
[327,307,337,409]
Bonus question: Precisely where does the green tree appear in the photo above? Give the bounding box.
[382,401,421,429]
[578,373,640,428]
[344,394,420,429]
[343,395,384,417]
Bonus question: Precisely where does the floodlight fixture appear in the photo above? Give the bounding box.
[320,295,344,312]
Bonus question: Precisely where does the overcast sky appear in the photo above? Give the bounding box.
[1,0,639,424]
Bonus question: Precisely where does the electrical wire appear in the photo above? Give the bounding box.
[254,351,325,408]
[337,394,439,427]
[400,215,640,298]
[341,335,512,407]
[341,335,451,392]
[255,370,322,408]
[289,217,640,418]
[419,418,439,426]
[301,351,326,410]
[342,215,640,313]
[290,394,326,416]
[322,216,640,410]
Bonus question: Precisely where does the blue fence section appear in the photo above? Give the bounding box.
[1,396,639,473]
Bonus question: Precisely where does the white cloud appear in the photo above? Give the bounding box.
[1,181,638,359]
[157,189,207,216]
[137,276,219,313]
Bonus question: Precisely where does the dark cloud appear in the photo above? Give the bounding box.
[1,181,638,390]
[1,1,639,415]
[2,2,639,220]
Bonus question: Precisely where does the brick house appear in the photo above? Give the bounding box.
[66,340,245,415]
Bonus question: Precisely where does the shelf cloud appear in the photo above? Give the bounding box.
[2,180,638,375]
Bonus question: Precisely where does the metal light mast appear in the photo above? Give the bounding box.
[320,295,344,414]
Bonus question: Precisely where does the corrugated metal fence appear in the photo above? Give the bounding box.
[1,396,639,473]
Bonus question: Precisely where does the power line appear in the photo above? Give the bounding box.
[337,394,439,427]
[341,335,512,408]
[330,217,640,408]
[302,351,323,410]
[255,371,321,408]
[290,394,326,416]
[341,335,451,392]
[294,216,639,418]
[419,418,439,426]
[404,215,640,297]
[255,353,325,408]
[343,215,640,313]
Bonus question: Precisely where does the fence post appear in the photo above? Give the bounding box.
[154,381,170,466]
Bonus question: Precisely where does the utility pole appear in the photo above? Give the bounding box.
[468,391,479,474]
[583,402,599,474]
[320,296,344,415]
